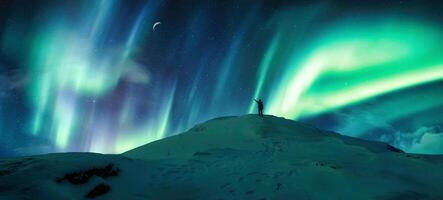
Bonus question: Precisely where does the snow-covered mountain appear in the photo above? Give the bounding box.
[1,115,443,199]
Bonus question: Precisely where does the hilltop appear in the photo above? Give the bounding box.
[1,115,443,199]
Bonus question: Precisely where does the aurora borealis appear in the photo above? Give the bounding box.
[1,0,442,156]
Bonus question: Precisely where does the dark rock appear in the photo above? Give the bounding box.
[56,163,120,184]
[330,165,338,169]
[245,190,254,195]
[274,183,283,192]
[85,183,110,198]
[192,125,206,132]
[0,169,13,177]
[69,172,90,184]
[406,154,420,159]
[386,145,404,153]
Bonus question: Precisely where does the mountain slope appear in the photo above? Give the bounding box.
[124,114,404,160]
[1,115,443,199]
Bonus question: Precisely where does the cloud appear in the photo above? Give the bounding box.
[121,60,151,85]
[0,68,30,91]
[0,130,56,157]
[332,110,394,137]
[381,126,443,154]
[12,144,55,156]
[316,109,443,154]
[0,74,12,99]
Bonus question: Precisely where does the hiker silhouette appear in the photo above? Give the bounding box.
[254,99,264,117]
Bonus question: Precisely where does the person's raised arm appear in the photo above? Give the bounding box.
[254,99,258,103]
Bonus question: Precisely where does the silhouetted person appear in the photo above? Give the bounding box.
[254,99,264,117]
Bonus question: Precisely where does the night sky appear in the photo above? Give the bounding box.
[1,0,442,156]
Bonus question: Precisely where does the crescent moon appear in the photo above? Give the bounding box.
[153,22,161,31]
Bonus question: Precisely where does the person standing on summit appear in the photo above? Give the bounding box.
[254,99,264,117]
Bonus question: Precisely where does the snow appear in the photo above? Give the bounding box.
[1,114,443,199]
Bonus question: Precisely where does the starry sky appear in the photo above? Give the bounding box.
[0,0,442,157]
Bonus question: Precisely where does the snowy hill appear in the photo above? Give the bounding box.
[1,115,443,199]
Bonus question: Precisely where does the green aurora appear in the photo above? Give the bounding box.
[1,1,442,156]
